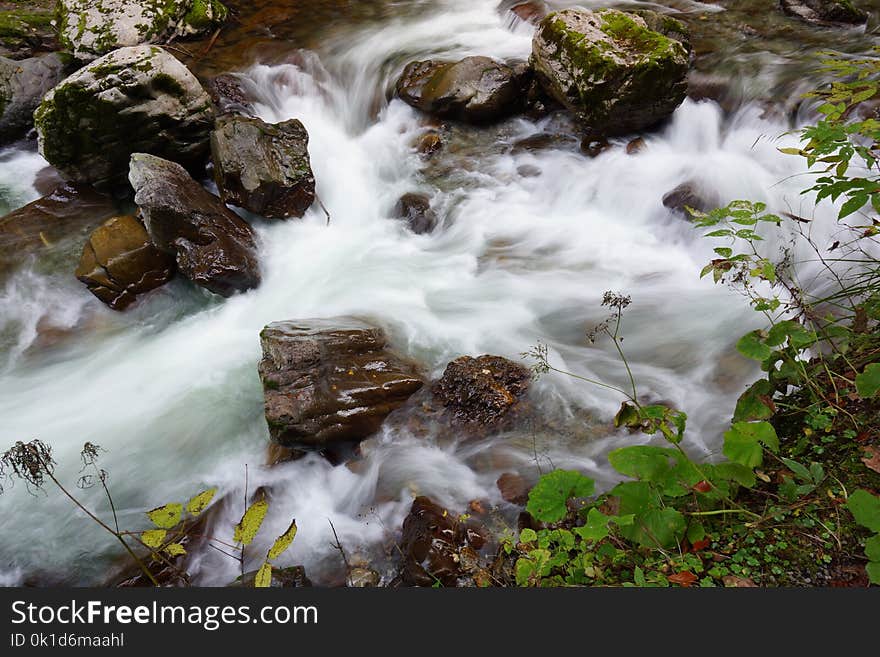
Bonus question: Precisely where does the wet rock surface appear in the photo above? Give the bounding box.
[432,355,531,425]
[395,496,489,587]
[0,182,119,285]
[662,180,721,217]
[211,115,316,219]
[128,152,261,297]
[530,8,690,137]
[0,1,59,60]
[396,56,531,124]
[392,192,437,234]
[35,45,214,188]
[780,0,867,25]
[0,53,71,144]
[258,317,424,450]
[75,214,175,310]
[206,73,256,117]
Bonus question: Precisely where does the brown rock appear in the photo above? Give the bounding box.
[392,192,437,234]
[206,73,255,117]
[75,215,175,310]
[0,182,119,285]
[210,115,316,219]
[497,472,529,505]
[432,355,531,425]
[626,137,646,155]
[396,56,531,124]
[416,131,442,156]
[258,317,424,449]
[662,180,721,217]
[128,153,261,297]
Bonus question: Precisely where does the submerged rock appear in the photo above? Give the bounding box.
[530,8,689,136]
[211,115,316,219]
[432,355,531,425]
[395,56,531,124]
[396,496,488,587]
[128,153,261,297]
[662,180,721,217]
[235,565,312,588]
[780,0,867,25]
[0,53,70,144]
[75,215,175,310]
[206,74,256,117]
[392,192,437,234]
[57,0,228,60]
[0,3,59,60]
[258,318,424,450]
[0,182,119,285]
[35,45,214,188]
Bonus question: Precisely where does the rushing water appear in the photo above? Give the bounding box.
[0,0,877,585]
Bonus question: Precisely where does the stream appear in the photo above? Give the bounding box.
[0,0,877,585]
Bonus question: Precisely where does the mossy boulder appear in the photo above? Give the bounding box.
[57,0,228,61]
[780,0,867,25]
[75,214,175,310]
[210,115,316,219]
[530,8,690,137]
[0,53,70,144]
[395,56,531,124]
[34,45,214,188]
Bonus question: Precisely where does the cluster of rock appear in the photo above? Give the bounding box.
[0,14,318,308]
[396,7,692,138]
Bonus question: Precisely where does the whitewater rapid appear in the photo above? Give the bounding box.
[0,0,853,584]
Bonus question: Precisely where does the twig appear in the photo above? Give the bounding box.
[198,27,223,60]
[328,518,352,586]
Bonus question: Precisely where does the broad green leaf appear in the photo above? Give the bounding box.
[687,522,706,544]
[186,488,216,516]
[867,561,880,585]
[146,503,183,529]
[855,363,880,398]
[723,421,779,467]
[141,529,167,548]
[234,499,269,546]
[847,489,880,532]
[609,446,677,482]
[526,470,595,523]
[573,508,612,542]
[614,402,641,429]
[767,320,816,349]
[733,379,775,422]
[515,558,537,586]
[707,462,756,488]
[864,534,880,562]
[267,519,297,561]
[519,528,537,543]
[254,562,272,588]
[839,193,868,219]
[164,542,186,556]
[621,507,686,549]
[736,331,772,361]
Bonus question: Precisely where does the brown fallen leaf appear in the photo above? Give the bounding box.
[862,445,880,474]
[668,571,698,587]
[723,575,757,587]
[691,537,711,552]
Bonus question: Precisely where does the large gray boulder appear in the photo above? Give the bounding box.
[258,318,424,450]
[34,45,214,188]
[210,115,316,219]
[780,0,867,25]
[395,56,531,124]
[530,8,689,136]
[0,53,70,143]
[128,153,261,297]
[57,0,228,61]
[75,214,175,310]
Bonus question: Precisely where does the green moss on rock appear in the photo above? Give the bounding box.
[530,8,689,137]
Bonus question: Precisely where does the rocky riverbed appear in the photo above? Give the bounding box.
[0,0,877,586]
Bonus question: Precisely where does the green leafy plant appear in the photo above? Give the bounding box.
[847,489,880,584]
